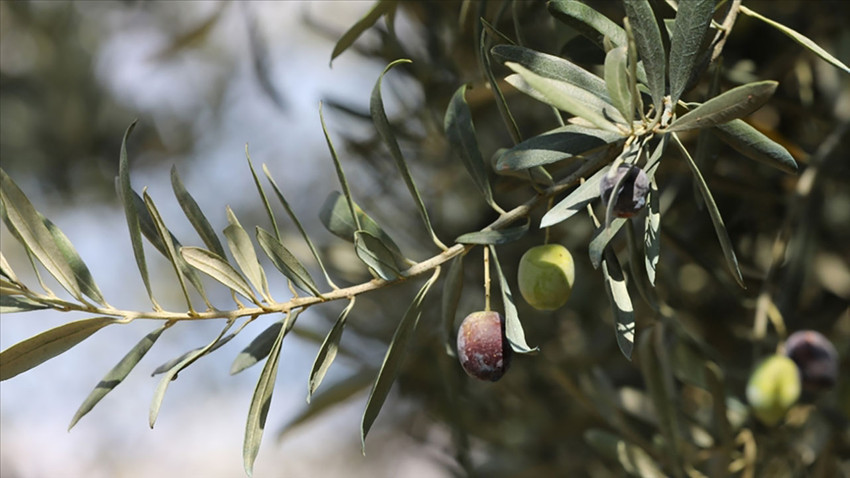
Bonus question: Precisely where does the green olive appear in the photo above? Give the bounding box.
[746,355,801,426]
[517,244,575,311]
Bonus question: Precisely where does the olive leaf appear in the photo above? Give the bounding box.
[1,317,116,381]
[489,245,537,354]
[668,0,715,105]
[672,134,745,288]
[330,0,396,65]
[354,230,404,280]
[181,246,260,304]
[601,248,634,360]
[1,295,49,314]
[547,0,626,49]
[245,148,281,240]
[666,81,778,133]
[115,121,160,309]
[623,0,666,111]
[492,44,612,103]
[494,125,621,172]
[644,175,661,286]
[371,58,446,249]
[307,298,356,402]
[0,168,84,302]
[505,62,626,133]
[171,165,227,258]
[712,119,797,174]
[69,324,167,430]
[225,208,271,303]
[230,317,285,375]
[143,191,198,312]
[361,269,440,453]
[444,84,500,211]
[455,221,529,245]
[604,45,634,125]
[540,166,610,228]
[739,5,850,75]
[256,227,320,296]
[589,217,628,270]
[441,254,465,357]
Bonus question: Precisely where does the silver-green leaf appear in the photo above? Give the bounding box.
[668,0,715,104]
[666,81,778,133]
[712,119,797,173]
[307,298,356,402]
[489,245,537,354]
[601,248,634,360]
[623,0,667,110]
[181,246,259,303]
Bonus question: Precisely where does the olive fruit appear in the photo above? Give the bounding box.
[746,355,801,426]
[517,244,575,311]
[784,330,838,392]
[599,165,650,218]
[456,311,512,381]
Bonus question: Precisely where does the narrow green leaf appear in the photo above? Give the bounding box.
[115,121,159,309]
[668,0,715,104]
[0,252,17,282]
[601,248,634,360]
[0,169,83,301]
[623,0,667,110]
[455,221,529,245]
[307,298,356,402]
[371,59,446,249]
[0,295,49,313]
[589,217,628,269]
[479,23,523,145]
[245,147,280,240]
[1,317,115,381]
[444,84,500,211]
[540,166,609,228]
[230,319,282,375]
[548,0,626,48]
[263,165,337,289]
[672,134,745,287]
[279,370,373,440]
[225,208,271,303]
[494,125,622,171]
[491,44,612,103]
[171,166,227,258]
[740,5,850,75]
[625,220,659,311]
[441,255,464,357]
[361,269,440,453]
[320,102,361,235]
[143,191,195,312]
[666,81,778,133]
[712,119,797,173]
[318,191,406,263]
[330,0,396,65]
[40,214,107,306]
[505,62,625,133]
[181,246,259,303]
[644,176,660,286]
[129,190,210,308]
[638,325,683,476]
[489,245,537,354]
[354,230,403,281]
[256,227,320,296]
[243,314,288,477]
[69,325,167,430]
[149,323,233,427]
[604,45,634,125]
[584,429,665,478]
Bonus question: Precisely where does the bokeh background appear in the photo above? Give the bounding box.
[2,1,850,477]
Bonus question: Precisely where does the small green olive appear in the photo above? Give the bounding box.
[746,355,801,426]
[517,244,575,311]
[457,311,511,381]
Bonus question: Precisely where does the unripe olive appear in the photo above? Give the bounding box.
[784,330,838,392]
[599,165,650,218]
[457,311,511,381]
[746,355,801,426]
[517,244,575,311]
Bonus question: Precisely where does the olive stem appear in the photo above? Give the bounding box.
[483,246,491,312]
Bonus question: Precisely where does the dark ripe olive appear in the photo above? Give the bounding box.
[456,311,512,381]
[784,330,839,392]
[599,165,650,218]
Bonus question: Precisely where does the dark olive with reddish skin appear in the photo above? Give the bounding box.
[457,311,512,381]
[599,165,650,218]
[784,330,838,392]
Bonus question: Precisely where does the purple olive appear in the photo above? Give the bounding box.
[784,330,839,392]
[599,165,650,218]
[457,311,512,381]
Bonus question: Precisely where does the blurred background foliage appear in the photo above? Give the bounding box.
[2,1,850,477]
